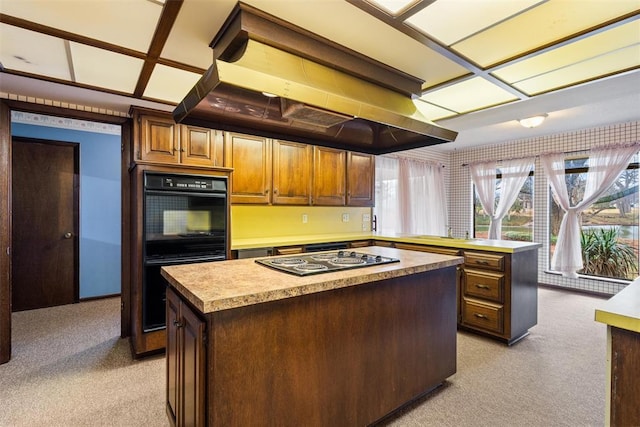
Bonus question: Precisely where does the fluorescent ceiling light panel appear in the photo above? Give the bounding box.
[512,44,640,95]
[493,19,640,84]
[452,1,640,67]
[406,0,542,45]
[70,42,143,93]
[366,0,417,15]
[144,65,202,103]
[0,0,162,53]
[412,98,458,121]
[419,77,518,113]
[0,24,71,80]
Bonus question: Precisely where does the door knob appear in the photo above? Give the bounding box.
[64,232,73,239]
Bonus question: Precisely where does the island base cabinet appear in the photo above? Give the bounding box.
[609,326,640,426]
[203,267,457,426]
[166,287,206,427]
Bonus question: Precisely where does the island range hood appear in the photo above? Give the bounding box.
[173,3,457,155]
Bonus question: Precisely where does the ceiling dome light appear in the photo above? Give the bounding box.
[261,91,278,98]
[518,114,548,128]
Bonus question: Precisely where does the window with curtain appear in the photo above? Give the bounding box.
[374,157,447,236]
[470,158,535,241]
[474,175,534,241]
[547,152,639,280]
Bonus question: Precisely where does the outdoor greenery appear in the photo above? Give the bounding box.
[579,227,638,280]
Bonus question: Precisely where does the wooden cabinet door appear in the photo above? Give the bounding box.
[225,132,272,204]
[272,140,312,205]
[346,152,375,207]
[180,125,223,167]
[312,146,346,206]
[166,287,206,427]
[166,287,180,426]
[180,299,206,427]
[139,115,180,163]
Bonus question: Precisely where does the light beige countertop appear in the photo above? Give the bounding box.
[161,246,463,314]
[232,232,542,254]
[595,277,640,333]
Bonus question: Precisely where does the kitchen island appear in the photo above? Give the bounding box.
[161,246,462,426]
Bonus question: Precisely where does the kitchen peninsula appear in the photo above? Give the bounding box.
[161,246,462,426]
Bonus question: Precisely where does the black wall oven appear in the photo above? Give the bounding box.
[142,171,228,332]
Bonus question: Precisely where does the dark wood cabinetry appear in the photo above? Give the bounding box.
[312,146,346,206]
[129,164,230,357]
[225,132,272,204]
[388,241,538,344]
[272,140,312,205]
[346,151,375,207]
[460,250,537,344]
[165,261,457,426]
[166,286,206,427]
[133,108,223,168]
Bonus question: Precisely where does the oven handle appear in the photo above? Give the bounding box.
[145,255,226,266]
[144,190,226,198]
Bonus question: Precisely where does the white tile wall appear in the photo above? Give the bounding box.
[406,120,639,295]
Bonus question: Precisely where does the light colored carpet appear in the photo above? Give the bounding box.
[0,287,608,427]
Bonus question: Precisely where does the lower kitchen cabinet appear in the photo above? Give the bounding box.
[166,286,206,427]
[393,241,538,344]
[460,249,538,344]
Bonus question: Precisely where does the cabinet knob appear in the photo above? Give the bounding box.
[173,320,183,328]
[63,232,73,239]
[273,188,278,194]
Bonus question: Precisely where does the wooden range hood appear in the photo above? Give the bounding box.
[173,3,457,155]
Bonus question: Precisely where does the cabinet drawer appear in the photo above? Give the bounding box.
[462,298,504,334]
[464,251,505,272]
[464,269,504,303]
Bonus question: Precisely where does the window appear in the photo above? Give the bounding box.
[473,174,534,241]
[548,156,639,280]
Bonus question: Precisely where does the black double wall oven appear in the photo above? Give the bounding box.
[142,171,228,332]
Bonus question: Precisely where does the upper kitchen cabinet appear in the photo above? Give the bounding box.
[272,140,312,205]
[131,108,224,168]
[346,152,375,207]
[225,132,272,204]
[312,146,346,206]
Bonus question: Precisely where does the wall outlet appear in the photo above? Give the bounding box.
[342,213,350,222]
[302,214,308,224]
[363,213,371,222]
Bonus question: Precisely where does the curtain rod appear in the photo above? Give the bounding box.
[460,143,640,167]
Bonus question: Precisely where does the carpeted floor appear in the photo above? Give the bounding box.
[0,286,608,427]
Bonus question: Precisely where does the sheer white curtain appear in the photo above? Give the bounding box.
[541,145,638,278]
[374,157,447,236]
[398,158,447,235]
[374,156,400,235]
[490,158,535,239]
[470,159,534,239]
[469,161,497,235]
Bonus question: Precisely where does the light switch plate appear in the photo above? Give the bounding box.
[342,213,349,222]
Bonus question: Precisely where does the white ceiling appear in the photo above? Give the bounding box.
[0,0,639,152]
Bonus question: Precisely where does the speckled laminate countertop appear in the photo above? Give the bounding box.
[595,277,640,333]
[232,233,541,253]
[161,246,463,314]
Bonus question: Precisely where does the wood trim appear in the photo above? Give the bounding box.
[133,0,184,97]
[120,120,132,338]
[0,101,11,364]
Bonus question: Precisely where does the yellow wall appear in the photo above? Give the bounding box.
[231,205,372,239]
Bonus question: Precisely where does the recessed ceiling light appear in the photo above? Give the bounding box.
[518,114,548,128]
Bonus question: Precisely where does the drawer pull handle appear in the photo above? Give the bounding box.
[475,260,490,265]
[474,313,488,319]
[475,284,490,290]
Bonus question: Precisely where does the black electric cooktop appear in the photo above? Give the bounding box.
[255,250,400,276]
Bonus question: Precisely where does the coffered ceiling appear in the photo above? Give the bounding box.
[1,0,639,151]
